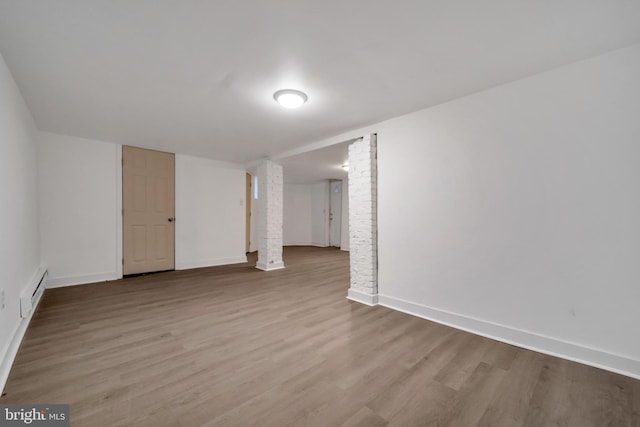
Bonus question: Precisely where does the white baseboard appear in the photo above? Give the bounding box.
[284,243,330,248]
[176,256,248,270]
[256,261,285,271]
[376,294,640,380]
[46,272,120,288]
[340,247,350,252]
[347,288,379,306]
[47,257,250,287]
[1,278,45,394]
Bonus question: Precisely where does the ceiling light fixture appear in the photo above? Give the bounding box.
[273,89,308,109]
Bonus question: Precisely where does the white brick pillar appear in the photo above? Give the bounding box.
[256,160,285,271]
[347,134,378,305]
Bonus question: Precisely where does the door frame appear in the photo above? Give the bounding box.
[116,145,123,278]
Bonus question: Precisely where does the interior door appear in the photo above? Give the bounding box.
[123,146,175,275]
[329,180,342,247]
[246,173,251,253]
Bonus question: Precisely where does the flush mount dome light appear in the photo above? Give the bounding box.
[273,89,308,109]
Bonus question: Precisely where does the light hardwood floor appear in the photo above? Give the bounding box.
[2,247,639,426]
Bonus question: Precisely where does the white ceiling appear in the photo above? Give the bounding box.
[1,1,640,166]
[280,140,350,184]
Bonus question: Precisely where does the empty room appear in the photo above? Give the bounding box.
[1,1,639,426]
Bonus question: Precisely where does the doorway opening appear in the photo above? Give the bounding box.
[277,140,351,251]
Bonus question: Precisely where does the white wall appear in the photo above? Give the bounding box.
[0,51,41,388]
[283,184,312,246]
[340,178,349,251]
[39,132,120,286]
[38,135,247,285]
[376,44,640,376]
[175,154,247,269]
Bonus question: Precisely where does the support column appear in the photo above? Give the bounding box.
[347,134,378,305]
[256,160,285,271]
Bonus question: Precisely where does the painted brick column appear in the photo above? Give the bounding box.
[347,134,378,305]
[256,160,285,271]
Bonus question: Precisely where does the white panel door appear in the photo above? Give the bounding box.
[329,181,342,247]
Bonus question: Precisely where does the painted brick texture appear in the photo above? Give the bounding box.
[348,134,377,294]
[256,160,285,271]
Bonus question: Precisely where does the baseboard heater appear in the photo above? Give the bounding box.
[20,268,47,319]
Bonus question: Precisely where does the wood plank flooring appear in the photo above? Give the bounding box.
[2,247,639,426]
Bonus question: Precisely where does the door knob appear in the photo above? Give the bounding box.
[168,217,175,222]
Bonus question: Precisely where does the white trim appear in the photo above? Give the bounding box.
[347,288,379,306]
[283,242,330,248]
[20,268,47,319]
[47,256,250,287]
[115,144,123,279]
[175,256,248,270]
[46,272,119,288]
[377,294,640,380]
[1,274,46,394]
[256,261,285,271]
